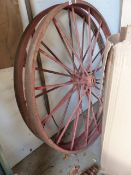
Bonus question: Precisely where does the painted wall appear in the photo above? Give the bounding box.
[19,0,122,33]
[121,0,131,26]
[0,0,122,168]
[0,68,43,167]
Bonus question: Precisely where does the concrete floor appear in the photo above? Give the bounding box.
[13,137,101,175]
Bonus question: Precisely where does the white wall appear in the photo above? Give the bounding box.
[30,0,122,34]
[0,0,122,167]
[18,0,29,30]
[19,0,122,33]
[0,68,43,167]
[121,0,131,26]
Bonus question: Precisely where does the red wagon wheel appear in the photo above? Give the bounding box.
[14,3,105,136]
[20,1,110,153]
[25,1,110,153]
[14,3,105,137]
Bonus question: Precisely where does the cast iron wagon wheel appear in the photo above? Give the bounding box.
[25,1,110,153]
[14,3,105,138]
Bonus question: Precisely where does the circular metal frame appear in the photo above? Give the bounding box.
[24,1,110,153]
[14,1,110,153]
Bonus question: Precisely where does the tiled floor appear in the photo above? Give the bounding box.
[13,137,101,175]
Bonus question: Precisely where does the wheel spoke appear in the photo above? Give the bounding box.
[35,80,72,91]
[53,17,77,71]
[35,83,71,98]
[91,21,102,55]
[56,89,75,140]
[95,66,102,72]
[56,87,85,144]
[91,92,102,105]
[71,7,81,56]
[93,51,104,72]
[96,79,101,81]
[86,20,103,71]
[37,53,59,128]
[87,8,92,71]
[53,17,88,76]
[89,114,102,139]
[92,48,104,63]
[68,10,75,67]
[91,102,99,133]
[80,19,102,72]
[85,88,91,143]
[82,33,95,63]
[37,53,50,112]
[39,48,73,74]
[41,86,76,125]
[71,107,81,150]
[35,67,70,77]
[94,85,100,91]
[70,86,81,150]
[57,96,72,132]
[96,81,100,85]
[81,17,86,59]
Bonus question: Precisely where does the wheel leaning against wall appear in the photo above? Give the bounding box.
[24,1,110,154]
[14,3,104,136]
[14,2,106,139]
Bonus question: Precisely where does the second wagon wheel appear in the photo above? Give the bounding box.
[25,1,110,153]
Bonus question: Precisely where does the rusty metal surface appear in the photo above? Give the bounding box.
[14,1,111,154]
[25,2,109,153]
[14,3,104,138]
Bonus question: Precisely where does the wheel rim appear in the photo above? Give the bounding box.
[14,5,59,134]
[25,2,110,153]
[17,1,110,153]
[14,3,105,138]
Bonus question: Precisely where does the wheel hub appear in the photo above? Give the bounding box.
[72,73,96,87]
